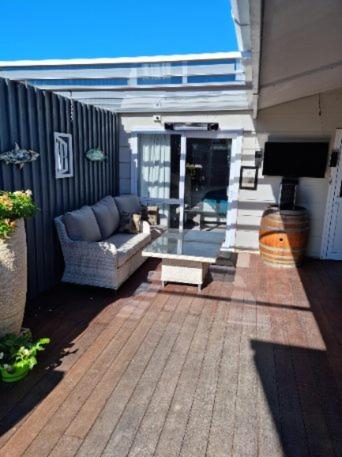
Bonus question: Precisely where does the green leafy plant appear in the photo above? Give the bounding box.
[0,332,50,381]
[0,190,37,239]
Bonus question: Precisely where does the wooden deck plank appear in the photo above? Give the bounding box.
[73,285,186,457]
[0,257,341,457]
[231,272,258,457]
[154,297,215,457]
[289,267,342,456]
[0,320,106,449]
[267,266,310,457]
[253,258,283,457]
[126,292,203,457]
[47,291,178,457]
[100,288,194,457]
[22,287,169,457]
[0,282,159,457]
[0,267,160,449]
[206,299,243,457]
[284,268,336,457]
[178,300,225,457]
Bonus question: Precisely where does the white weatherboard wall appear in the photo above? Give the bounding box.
[119,86,342,257]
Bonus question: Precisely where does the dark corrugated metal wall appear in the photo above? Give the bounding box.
[0,78,117,300]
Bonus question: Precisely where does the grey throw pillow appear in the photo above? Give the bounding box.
[64,206,102,242]
[92,196,120,239]
[114,194,142,216]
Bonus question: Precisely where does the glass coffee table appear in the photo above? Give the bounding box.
[142,229,225,292]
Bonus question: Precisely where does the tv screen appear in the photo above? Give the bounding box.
[262,142,329,178]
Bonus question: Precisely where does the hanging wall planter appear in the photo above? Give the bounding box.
[0,191,37,337]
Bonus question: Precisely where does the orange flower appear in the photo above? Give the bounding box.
[0,195,13,211]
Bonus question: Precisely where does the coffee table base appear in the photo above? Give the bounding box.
[161,258,209,292]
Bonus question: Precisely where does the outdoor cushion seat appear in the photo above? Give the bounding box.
[106,231,151,267]
[92,196,120,239]
[106,233,151,267]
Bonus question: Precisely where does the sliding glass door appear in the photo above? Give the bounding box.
[184,138,230,230]
[134,131,238,247]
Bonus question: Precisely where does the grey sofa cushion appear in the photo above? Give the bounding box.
[64,206,102,242]
[114,194,142,216]
[92,196,120,239]
[106,231,151,267]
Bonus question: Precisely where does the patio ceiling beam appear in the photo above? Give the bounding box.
[31,82,252,92]
[0,51,244,67]
[59,91,252,112]
[74,96,250,106]
[258,60,342,109]
[88,103,251,113]
[58,90,250,100]
[0,64,244,80]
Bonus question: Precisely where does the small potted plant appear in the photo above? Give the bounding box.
[0,190,37,337]
[0,332,50,383]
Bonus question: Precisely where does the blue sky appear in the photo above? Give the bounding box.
[1,0,237,61]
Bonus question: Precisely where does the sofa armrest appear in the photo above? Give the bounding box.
[142,220,151,235]
[55,216,118,263]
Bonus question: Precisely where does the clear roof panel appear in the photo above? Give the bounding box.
[0,52,252,112]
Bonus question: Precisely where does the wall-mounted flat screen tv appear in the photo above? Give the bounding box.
[262,142,329,178]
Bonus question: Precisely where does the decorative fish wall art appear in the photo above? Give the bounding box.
[0,143,39,169]
[85,148,106,162]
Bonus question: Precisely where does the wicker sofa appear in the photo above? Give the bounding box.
[55,195,151,289]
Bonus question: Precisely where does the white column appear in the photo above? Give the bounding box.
[178,135,187,232]
[224,134,242,250]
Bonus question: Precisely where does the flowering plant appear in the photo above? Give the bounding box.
[0,190,37,239]
[0,332,50,380]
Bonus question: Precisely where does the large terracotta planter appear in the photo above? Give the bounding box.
[0,219,27,337]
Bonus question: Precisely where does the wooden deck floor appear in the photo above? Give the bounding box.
[1,253,342,457]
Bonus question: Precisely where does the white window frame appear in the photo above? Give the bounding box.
[130,127,243,251]
[321,128,342,259]
[54,132,73,179]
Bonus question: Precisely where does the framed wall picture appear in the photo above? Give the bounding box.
[239,166,258,190]
[54,132,73,178]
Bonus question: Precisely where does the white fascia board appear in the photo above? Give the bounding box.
[231,0,251,52]
[231,0,261,117]
[58,89,249,99]
[32,81,250,92]
[0,65,243,81]
[0,52,243,68]
[92,104,251,113]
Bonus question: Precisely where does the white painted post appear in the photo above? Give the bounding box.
[130,134,138,195]
[224,134,242,250]
[178,135,187,232]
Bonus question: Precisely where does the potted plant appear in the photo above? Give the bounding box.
[0,190,37,337]
[0,332,50,382]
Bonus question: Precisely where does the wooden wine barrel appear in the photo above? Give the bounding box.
[259,206,309,267]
